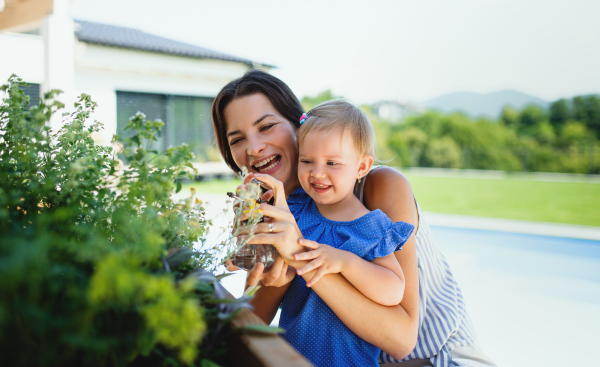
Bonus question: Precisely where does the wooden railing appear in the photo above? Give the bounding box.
[219,289,314,367]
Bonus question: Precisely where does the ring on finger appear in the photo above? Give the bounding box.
[268,223,274,233]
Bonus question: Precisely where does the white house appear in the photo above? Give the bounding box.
[0,0,271,161]
[371,100,425,123]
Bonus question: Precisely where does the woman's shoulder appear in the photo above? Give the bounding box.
[363,167,418,224]
[367,166,413,192]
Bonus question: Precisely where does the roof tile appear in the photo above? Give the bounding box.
[74,20,270,67]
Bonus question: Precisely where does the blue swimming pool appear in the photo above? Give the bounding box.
[430,226,600,367]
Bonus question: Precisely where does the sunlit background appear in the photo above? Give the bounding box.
[1,1,599,366]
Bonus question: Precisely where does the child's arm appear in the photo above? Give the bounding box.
[294,239,405,306]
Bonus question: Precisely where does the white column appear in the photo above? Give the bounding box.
[41,0,74,130]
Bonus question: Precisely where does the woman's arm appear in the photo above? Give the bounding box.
[294,243,405,306]
[247,170,421,359]
[244,257,296,323]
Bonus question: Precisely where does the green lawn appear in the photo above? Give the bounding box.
[181,179,242,195]
[405,175,600,227]
[182,177,600,227]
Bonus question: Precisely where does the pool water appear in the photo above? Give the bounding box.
[431,226,600,367]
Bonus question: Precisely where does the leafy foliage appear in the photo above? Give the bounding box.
[301,90,342,111]
[0,75,242,366]
[301,90,600,174]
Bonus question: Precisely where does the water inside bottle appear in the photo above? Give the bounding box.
[232,244,277,271]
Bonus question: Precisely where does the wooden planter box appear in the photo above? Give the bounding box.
[219,290,314,367]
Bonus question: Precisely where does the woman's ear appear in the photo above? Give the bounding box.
[357,154,374,179]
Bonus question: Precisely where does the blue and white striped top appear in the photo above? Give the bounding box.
[354,170,477,366]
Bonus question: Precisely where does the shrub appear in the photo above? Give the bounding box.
[0,76,242,366]
[423,137,462,168]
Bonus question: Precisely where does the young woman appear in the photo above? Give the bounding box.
[211,70,496,367]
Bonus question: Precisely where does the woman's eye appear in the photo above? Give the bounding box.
[259,124,275,132]
[229,138,242,146]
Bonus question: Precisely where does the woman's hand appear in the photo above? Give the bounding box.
[294,239,349,287]
[245,256,296,288]
[245,173,306,262]
[225,172,298,288]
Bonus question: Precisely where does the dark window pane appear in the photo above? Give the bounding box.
[116,91,214,162]
[21,83,40,108]
[116,91,167,155]
[166,95,214,160]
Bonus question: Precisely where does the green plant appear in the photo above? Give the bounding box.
[0,76,247,367]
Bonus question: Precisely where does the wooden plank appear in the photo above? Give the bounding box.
[0,0,53,32]
[222,289,314,367]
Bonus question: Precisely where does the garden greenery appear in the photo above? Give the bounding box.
[302,91,600,174]
[0,75,249,366]
[380,106,599,174]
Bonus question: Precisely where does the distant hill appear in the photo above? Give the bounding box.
[423,90,549,118]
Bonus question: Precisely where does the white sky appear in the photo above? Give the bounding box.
[70,0,600,104]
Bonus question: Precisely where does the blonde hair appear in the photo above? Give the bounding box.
[297,100,376,158]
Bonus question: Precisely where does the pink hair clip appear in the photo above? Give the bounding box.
[299,113,308,124]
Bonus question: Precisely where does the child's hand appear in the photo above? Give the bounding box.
[294,239,349,287]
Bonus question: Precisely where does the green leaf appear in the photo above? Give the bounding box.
[203,296,252,305]
[185,162,194,169]
[245,285,261,297]
[235,324,285,334]
[215,273,234,281]
[176,181,182,193]
[195,281,214,293]
[201,359,223,367]
[166,248,199,268]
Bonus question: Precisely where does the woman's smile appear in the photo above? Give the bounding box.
[251,154,282,173]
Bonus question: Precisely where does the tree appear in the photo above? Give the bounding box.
[500,105,519,128]
[549,98,570,129]
[572,96,589,125]
[586,95,600,135]
[423,137,462,168]
[301,90,342,111]
[518,104,547,129]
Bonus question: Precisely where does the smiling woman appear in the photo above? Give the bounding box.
[222,94,300,195]
[212,72,303,195]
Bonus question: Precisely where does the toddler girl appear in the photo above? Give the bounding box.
[278,100,415,367]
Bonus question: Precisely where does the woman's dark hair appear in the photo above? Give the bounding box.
[211,70,304,173]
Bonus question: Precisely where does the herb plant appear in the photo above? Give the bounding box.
[0,75,248,366]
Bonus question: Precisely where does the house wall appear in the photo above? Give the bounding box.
[0,32,44,84]
[75,43,252,145]
[0,32,253,145]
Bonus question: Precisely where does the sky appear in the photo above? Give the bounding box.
[70,0,600,104]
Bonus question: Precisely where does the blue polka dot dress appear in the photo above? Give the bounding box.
[280,188,415,367]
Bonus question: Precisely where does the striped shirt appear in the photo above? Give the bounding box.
[354,169,477,366]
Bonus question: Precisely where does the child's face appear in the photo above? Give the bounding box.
[298,128,369,206]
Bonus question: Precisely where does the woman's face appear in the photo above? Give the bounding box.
[224,93,300,193]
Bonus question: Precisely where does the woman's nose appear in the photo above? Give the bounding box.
[247,137,266,156]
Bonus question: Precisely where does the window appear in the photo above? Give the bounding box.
[20,83,40,108]
[116,91,214,161]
